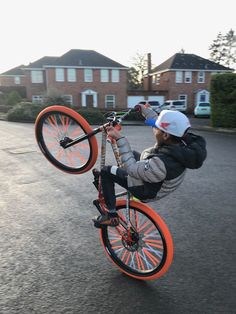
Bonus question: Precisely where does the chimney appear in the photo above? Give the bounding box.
[147,53,152,91]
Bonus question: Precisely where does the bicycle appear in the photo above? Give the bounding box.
[35,105,174,280]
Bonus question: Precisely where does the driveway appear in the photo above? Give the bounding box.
[0,121,235,314]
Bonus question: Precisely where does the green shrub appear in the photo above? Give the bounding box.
[210,73,236,128]
[7,102,50,122]
[0,105,13,113]
[76,108,106,124]
[0,93,7,106]
[6,91,22,106]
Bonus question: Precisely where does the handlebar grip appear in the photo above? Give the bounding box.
[114,124,121,131]
[134,105,142,112]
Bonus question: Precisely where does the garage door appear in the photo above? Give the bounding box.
[147,96,164,105]
[127,96,145,108]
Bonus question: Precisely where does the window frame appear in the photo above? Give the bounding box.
[67,68,76,82]
[84,68,93,82]
[184,71,192,83]
[14,76,20,84]
[178,94,187,104]
[111,69,119,82]
[100,69,109,82]
[155,73,160,85]
[175,71,183,83]
[198,71,205,83]
[105,94,115,108]
[32,95,44,103]
[55,68,65,82]
[31,70,43,83]
[62,94,73,105]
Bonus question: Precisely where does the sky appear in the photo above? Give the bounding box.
[0,0,235,73]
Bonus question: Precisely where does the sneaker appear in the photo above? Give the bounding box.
[92,212,119,228]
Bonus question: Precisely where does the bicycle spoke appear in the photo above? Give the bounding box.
[41,112,91,169]
[105,207,166,273]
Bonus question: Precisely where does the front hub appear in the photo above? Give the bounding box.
[121,229,139,252]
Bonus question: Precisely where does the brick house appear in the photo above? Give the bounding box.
[143,53,233,112]
[0,65,27,97]
[0,49,128,109]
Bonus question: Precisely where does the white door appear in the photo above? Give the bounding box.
[81,89,97,107]
[196,90,209,105]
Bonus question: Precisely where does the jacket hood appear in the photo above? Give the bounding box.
[159,133,207,169]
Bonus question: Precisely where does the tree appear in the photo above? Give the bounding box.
[224,29,236,68]
[209,32,227,64]
[209,29,236,69]
[128,52,149,89]
[127,67,141,89]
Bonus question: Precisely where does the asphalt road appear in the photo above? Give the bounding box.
[0,120,236,314]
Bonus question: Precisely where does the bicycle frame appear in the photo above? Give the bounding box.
[78,110,135,229]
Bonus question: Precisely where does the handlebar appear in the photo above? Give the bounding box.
[62,105,142,149]
[104,105,142,125]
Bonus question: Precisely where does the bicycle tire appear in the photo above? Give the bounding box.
[35,105,98,174]
[100,199,174,280]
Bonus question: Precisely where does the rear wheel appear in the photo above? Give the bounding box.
[35,106,98,174]
[100,200,174,280]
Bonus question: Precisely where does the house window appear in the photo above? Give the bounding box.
[67,69,76,82]
[84,69,93,82]
[56,68,65,82]
[32,95,44,103]
[179,94,187,104]
[105,95,115,108]
[155,74,160,85]
[14,76,20,84]
[200,92,207,102]
[62,95,73,105]
[184,71,192,83]
[101,69,109,82]
[176,71,183,83]
[111,69,119,82]
[31,70,43,83]
[198,71,205,83]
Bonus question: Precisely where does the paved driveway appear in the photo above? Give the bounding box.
[0,121,235,314]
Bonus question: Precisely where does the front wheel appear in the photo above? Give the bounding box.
[35,106,98,174]
[100,200,174,280]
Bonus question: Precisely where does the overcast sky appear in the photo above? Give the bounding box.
[0,0,235,73]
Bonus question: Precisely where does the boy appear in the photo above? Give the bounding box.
[93,105,207,227]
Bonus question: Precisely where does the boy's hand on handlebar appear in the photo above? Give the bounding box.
[106,125,122,140]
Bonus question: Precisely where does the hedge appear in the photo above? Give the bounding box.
[6,102,143,124]
[7,102,114,124]
[7,102,53,122]
[210,73,236,128]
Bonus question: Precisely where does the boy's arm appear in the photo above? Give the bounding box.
[116,137,166,183]
[138,104,158,120]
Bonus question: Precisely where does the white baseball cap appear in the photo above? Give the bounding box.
[145,110,191,137]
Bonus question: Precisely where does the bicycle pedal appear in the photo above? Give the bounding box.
[92,216,105,229]
[93,220,105,229]
[92,168,100,179]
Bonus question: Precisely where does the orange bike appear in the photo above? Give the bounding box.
[35,106,174,280]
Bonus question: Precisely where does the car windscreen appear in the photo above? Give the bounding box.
[149,101,160,106]
[173,101,184,106]
[199,103,210,107]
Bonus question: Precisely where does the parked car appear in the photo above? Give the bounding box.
[160,100,187,112]
[194,102,211,117]
[138,100,162,113]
